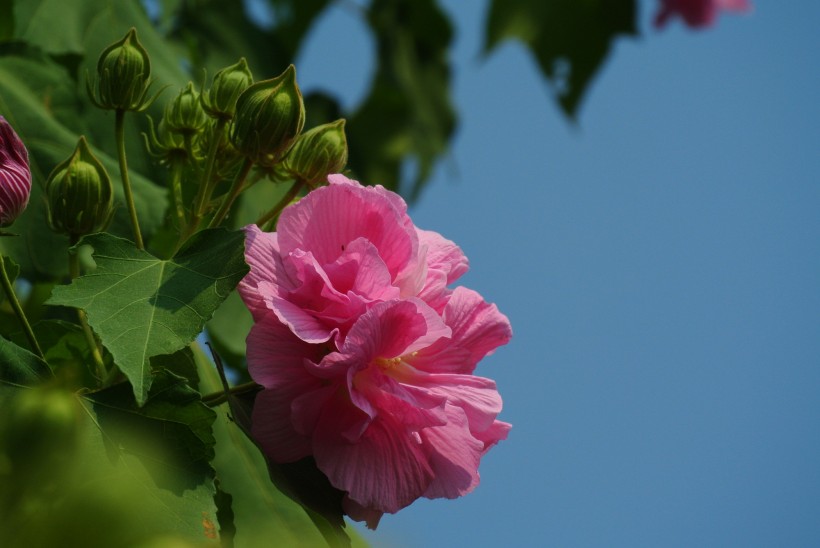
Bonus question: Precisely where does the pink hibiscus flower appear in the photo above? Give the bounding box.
[239,175,511,527]
[655,0,751,29]
[0,117,31,226]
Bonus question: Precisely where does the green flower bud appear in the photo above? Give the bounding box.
[46,137,115,237]
[87,28,154,111]
[230,64,305,167]
[202,57,254,121]
[283,119,347,187]
[143,117,189,166]
[165,82,207,137]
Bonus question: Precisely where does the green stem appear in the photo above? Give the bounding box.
[195,118,227,219]
[256,178,305,230]
[179,120,227,247]
[207,157,253,229]
[0,255,44,359]
[69,237,107,381]
[201,381,260,407]
[169,160,186,230]
[115,109,144,249]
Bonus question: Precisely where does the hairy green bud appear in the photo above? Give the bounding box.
[165,82,207,137]
[46,137,115,237]
[88,28,155,112]
[202,58,254,121]
[283,119,348,187]
[230,64,305,167]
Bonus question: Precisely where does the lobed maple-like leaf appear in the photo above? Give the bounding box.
[48,229,248,405]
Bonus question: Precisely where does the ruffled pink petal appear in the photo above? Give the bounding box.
[417,228,469,285]
[354,366,448,430]
[245,316,321,388]
[400,368,504,433]
[239,226,295,321]
[342,496,383,530]
[246,318,324,462]
[251,388,313,463]
[264,291,338,344]
[413,287,511,374]
[474,420,512,455]
[421,405,483,499]
[277,179,418,280]
[314,411,434,514]
[323,237,400,302]
[333,299,451,364]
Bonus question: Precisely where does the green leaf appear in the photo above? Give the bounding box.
[348,0,456,200]
[484,0,637,119]
[0,336,51,387]
[48,229,249,405]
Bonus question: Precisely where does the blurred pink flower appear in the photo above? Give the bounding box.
[655,0,751,29]
[0,117,31,226]
[240,175,511,527]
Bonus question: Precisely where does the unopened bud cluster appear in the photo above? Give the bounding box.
[74,29,349,241]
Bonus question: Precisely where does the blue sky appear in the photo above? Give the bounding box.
[296,1,820,546]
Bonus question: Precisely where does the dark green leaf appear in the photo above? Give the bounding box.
[82,369,216,491]
[484,0,637,119]
[0,1,13,42]
[169,0,330,80]
[348,0,456,200]
[9,319,105,386]
[48,229,249,405]
[0,336,51,387]
[151,346,200,389]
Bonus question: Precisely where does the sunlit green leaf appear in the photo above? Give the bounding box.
[48,229,248,405]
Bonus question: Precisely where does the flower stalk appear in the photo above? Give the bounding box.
[207,157,253,228]
[256,178,305,230]
[115,109,144,248]
[0,255,43,360]
[68,236,106,382]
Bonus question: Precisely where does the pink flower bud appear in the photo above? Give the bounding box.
[654,0,751,29]
[0,117,32,226]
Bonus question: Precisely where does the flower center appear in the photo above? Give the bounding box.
[375,356,402,370]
